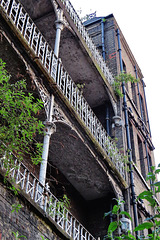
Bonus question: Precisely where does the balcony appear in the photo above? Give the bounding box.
[0,154,96,240]
[0,0,126,184]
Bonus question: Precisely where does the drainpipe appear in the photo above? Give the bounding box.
[135,66,151,182]
[106,105,110,135]
[101,18,106,61]
[101,19,110,135]
[39,95,55,186]
[116,29,139,238]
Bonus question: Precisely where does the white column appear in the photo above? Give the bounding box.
[39,95,55,186]
[54,9,64,58]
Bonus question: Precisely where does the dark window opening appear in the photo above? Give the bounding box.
[129,122,135,163]
[131,82,137,107]
[138,213,144,238]
[137,135,146,179]
[122,60,128,91]
[93,102,114,136]
[122,60,127,73]
[140,94,146,124]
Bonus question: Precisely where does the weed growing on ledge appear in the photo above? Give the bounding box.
[113,72,139,97]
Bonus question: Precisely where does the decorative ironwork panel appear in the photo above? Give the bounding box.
[0,0,10,12]
[9,0,20,24]
[44,45,53,74]
[24,16,34,44]
[31,26,40,54]
[16,6,27,34]
[37,35,46,64]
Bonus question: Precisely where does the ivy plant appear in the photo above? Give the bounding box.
[0,59,44,172]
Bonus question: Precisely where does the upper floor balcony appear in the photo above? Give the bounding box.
[0,0,127,187]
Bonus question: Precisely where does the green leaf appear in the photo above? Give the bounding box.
[112,204,120,214]
[155,169,160,174]
[18,235,27,239]
[153,214,160,219]
[108,221,118,233]
[119,211,132,220]
[139,190,152,198]
[134,222,154,231]
[138,191,156,206]
[150,166,156,171]
[155,220,160,226]
[121,234,136,240]
[153,181,160,187]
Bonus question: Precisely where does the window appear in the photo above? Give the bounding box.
[140,94,146,124]
[138,213,144,238]
[137,135,146,179]
[122,60,128,91]
[129,122,136,163]
[131,82,137,107]
[122,60,126,73]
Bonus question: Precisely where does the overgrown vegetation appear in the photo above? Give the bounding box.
[113,72,139,97]
[0,59,44,172]
[105,165,160,240]
[0,59,71,239]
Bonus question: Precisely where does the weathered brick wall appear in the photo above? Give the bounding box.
[86,17,118,77]
[104,17,118,77]
[0,176,63,240]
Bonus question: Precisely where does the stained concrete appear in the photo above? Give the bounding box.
[49,122,112,200]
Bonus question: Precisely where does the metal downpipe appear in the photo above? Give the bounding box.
[101,19,106,61]
[106,105,110,135]
[101,20,110,135]
[116,29,139,237]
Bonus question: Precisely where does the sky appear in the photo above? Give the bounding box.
[70,0,160,168]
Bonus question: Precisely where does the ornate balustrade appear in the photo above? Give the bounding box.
[59,0,114,85]
[0,0,126,180]
[0,155,96,240]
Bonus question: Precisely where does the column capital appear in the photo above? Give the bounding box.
[43,120,56,136]
[55,8,64,30]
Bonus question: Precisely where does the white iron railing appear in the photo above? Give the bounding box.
[0,0,126,180]
[0,156,96,240]
[59,0,114,85]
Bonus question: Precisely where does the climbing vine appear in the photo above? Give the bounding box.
[0,59,44,172]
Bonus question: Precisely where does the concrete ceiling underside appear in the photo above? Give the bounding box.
[49,122,112,200]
